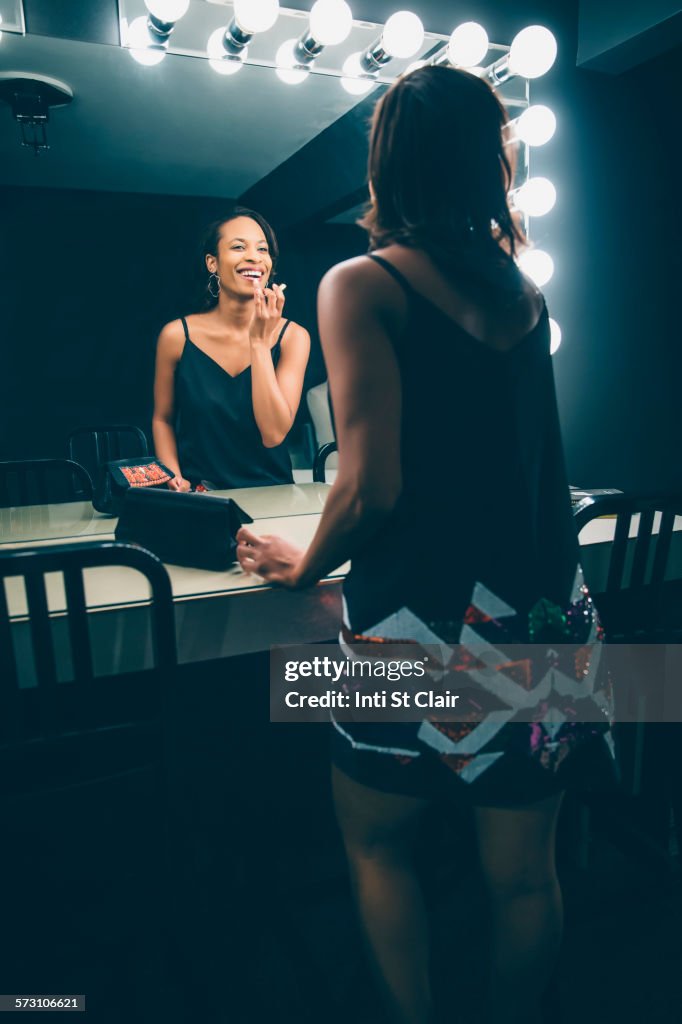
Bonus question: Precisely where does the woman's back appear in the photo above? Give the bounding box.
[342,247,579,635]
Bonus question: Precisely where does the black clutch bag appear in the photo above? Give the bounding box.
[93,458,175,516]
[114,488,253,570]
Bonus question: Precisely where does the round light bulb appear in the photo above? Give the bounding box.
[447,22,489,68]
[381,11,424,59]
[276,39,309,84]
[508,26,557,79]
[514,177,556,217]
[127,16,166,65]
[207,27,246,74]
[516,105,556,146]
[234,0,279,35]
[341,52,376,95]
[549,318,562,354]
[518,249,554,287]
[144,0,190,22]
[310,0,353,46]
[403,59,426,76]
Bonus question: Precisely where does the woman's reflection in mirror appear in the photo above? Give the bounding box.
[153,207,310,490]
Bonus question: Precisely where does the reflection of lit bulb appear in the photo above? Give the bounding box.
[144,0,190,21]
[234,0,279,35]
[310,0,353,46]
[518,249,554,287]
[509,26,557,78]
[276,39,309,84]
[549,318,562,354]
[0,13,4,45]
[514,177,556,217]
[403,59,426,76]
[447,22,488,67]
[516,105,556,146]
[207,27,246,74]
[382,11,424,59]
[128,16,166,65]
[341,52,376,94]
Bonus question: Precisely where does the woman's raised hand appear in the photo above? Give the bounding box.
[250,282,286,345]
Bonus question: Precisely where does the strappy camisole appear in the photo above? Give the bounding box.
[342,253,580,632]
[174,317,294,489]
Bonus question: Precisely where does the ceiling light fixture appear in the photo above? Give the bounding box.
[341,51,377,94]
[207,26,246,74]
[445,22,489,68]
[486,25,557,85]
[0,72,73,155]
[143,0,190,42]
[293,0,353,66]
[359,11,424,73]
[220,0,280,56]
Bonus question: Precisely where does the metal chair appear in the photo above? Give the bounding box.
[0,539,175,794]
[0,541,177,1001]
[0,458,93,508]
[313,442,338,483]
[573,491,682,642]
[67,424,149,495]
[572,492,682,870]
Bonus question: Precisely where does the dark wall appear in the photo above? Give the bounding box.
[549,43,681,491]
[0,187,363,460]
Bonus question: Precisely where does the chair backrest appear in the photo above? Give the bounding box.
[574,492,682,639]
[313,442,338,483]
[0,541,176,793]
[0,459,93,508]
[67,424,149,486]
[306,382,335,446]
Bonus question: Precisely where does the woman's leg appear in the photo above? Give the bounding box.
[332,764,434,1024]
[475,792,564,1024]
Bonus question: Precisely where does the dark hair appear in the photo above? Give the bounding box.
[359,65,526,296]
[199,206,279,309]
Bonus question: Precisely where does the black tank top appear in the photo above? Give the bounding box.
[174,317,294,489]
[343,254,580,632]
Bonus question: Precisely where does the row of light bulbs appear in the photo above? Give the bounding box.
[128,2,558,86]
[130,1,561,352]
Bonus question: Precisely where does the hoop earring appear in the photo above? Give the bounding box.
[207,272,221,299]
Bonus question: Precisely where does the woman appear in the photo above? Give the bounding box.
[153,208,310,490]
[236,68,614,1024]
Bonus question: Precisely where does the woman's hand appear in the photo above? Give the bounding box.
[168,474,191,492]
[250,283,286,346]
[236,525,304,588]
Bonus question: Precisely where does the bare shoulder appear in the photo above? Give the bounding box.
[282,319,310,342]
[319,253,405,306]
[157,318,187,360]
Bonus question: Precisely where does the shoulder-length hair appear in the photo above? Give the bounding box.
[359,65,526,294]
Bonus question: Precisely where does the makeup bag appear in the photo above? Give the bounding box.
[93,458,175,516]
[114,488,253,570]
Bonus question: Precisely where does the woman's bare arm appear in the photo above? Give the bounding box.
[250,321,311,447]
[237,257,403,586]
[152,320,191,491]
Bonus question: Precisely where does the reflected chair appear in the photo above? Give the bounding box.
[313,442,338,483]
[0,541,177,1004]
[0,458,93,508]
[572,492,682,870]
[67,424,149,496]
[307,382,337,480]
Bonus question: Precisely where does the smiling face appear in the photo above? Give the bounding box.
[206,216,274,297]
